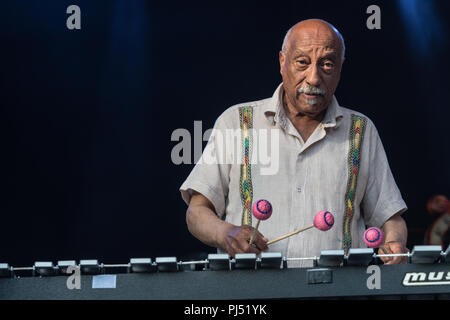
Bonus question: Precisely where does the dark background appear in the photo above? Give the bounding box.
[1,0,449,266]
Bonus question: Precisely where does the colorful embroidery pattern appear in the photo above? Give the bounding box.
[342,114,367,252]
[239,106,254,226]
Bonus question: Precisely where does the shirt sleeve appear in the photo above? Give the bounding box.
[179,112,231,218]
[361,120,407,228]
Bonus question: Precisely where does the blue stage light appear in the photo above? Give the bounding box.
[396,0,446,59]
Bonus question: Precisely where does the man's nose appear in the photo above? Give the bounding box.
[305,64,321,87]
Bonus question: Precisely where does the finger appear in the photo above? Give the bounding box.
[236,243,259,255]
[258,231,269,243]
[240,227,254,241]
[235,227,263,254]
[243,227,262,244]
[253,234,268,251]
[230,241,245,257]
[224,242,237,258]
[385,253,401,265]
[387,245,407,264]
[255,230,268,243]
[379,246,393,264]
[229,235,248,256]
[225,226,259,257]
[237,233,261,254]
[241,238,261,254]
[241,225,255,235]
[247,244,261,254]
[233,235,258,255]
[390,256,403,265]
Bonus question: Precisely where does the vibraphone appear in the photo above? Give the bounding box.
[1,245,449,300]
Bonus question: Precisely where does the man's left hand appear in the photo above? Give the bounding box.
[379,241,408,265]
[380,212,408,265]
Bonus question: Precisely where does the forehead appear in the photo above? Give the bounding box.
[288,27,341,55]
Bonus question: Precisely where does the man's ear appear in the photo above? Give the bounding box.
[279,50,285,76]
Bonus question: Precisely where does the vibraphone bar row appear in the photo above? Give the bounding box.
[0,245,449,300]
[1,245,449,277]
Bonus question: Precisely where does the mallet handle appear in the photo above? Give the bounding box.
[267,225,314,245]
[248,220,261,245]
[380,246,388,254]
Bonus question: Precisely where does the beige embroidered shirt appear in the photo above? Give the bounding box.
[180,83,407,267]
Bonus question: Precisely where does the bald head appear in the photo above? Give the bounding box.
[282,19,345,60]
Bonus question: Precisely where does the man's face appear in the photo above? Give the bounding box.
[279,27,343,117]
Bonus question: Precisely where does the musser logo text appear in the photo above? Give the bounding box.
[402,271,450,286]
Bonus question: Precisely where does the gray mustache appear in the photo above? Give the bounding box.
[297,86,326,96]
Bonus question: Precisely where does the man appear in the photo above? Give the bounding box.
[180,19,408,266]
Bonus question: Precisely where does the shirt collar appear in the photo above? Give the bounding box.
[263,83,344,128]
[322,95,344,129]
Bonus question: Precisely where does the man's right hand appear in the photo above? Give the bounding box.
[186,191,268,257]
[218,224,268,257]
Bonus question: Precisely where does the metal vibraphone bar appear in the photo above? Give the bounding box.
[0,245,449,300]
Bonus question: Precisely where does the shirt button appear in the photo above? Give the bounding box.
[296,187,302,193]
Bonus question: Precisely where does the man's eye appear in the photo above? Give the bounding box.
[297,60,308,65]
[323,62,334,69]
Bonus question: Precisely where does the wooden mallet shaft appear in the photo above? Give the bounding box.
[248,220,261,245]
[267,225,314,245]
[379,246,389,254]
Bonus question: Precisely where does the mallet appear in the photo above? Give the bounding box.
[363,227,388,254]
[267,210,334,245]
[249,199,272,246]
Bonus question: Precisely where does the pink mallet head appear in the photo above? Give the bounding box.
[252,199,272,221]
[363,227,385,248]
[313,210,334,231]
